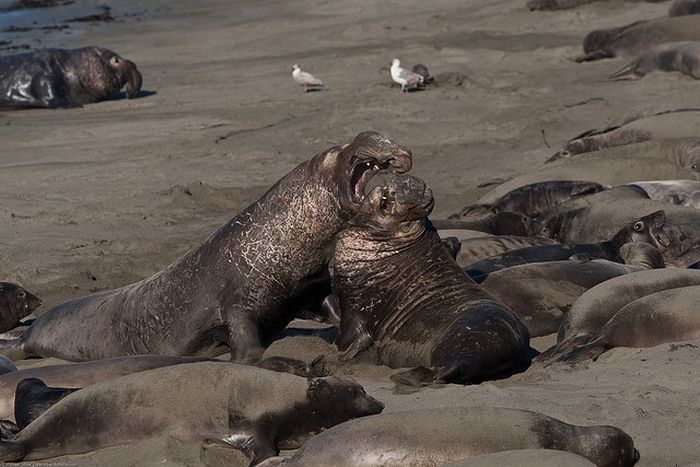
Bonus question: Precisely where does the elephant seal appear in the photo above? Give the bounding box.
[0,283,41,333]
[669,0,700,16]
[333,174,529,384]
[479,243,662,337]
[562,110,700,155]
[610,42,700,80]
[481,139,700,203]
[625,180,700,207]
[0,362,384,464]
[453,235,558,268]
[464,211,668,283]
[0,131,412,362]
[0,47,142,108]
[431,212,542,236]
[554,285,700,364]
[271,407,639,467]
[577,16,700,62]
[540,269,700,362]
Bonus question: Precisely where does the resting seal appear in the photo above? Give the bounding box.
[464,210,668,283]
[610,42,700,80]
[271,407,639,467]
[0,362,384,464]
[479,243,663,337]
[0,131,412,363]
[0,46,142,108]
[553,285,700,364]
[0,283,41,333]
[333,174,529,384]
[625,180,700,207]
[452,235,558,268]
[577,16,700,62]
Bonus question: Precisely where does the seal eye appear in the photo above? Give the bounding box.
[110,56,121,66]
[633,221,644,232]
[379,196,389,212]
[692,164,699,171]
[17,291,25,299]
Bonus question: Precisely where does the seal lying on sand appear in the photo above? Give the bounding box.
[577,16,700,62]
[562,110,700,155]
[479,243,663,337]
[625,180,700,207]
[0,362,384,464]
[481,140,700,202]
[0,283,41,333]
[0,131,412,362]
[333,174,529,384]
[553,285,700,364]
[453,235,558,267]
[269,407,639,467]
[610,42,700,80]
[464,210,669,282]
[0,47,142,108]
[669,0,700,16]
[527,0,663,11]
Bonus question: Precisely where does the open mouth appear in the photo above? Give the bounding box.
[350,160,389,203]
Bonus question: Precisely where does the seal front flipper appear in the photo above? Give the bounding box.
[0,420,19,440]
[227,314,264,364]
[14,378,79,429]
[222,416,277,466]
[334,312,372,361]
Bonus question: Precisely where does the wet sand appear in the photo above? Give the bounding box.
[1,0,699,465]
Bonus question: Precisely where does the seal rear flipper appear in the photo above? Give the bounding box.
[610,61,644,81]
[0,420,19,440]
[390,366,439,389]
[552,341,608,366]
[14,378,79,429]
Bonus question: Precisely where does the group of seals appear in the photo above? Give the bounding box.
[333,174,530,384]
[0,362,384,464]
[0,131,412,363]
[0,46,142,108]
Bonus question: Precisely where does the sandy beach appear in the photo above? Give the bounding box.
[1,0,699,465]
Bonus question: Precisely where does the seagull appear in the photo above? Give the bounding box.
[390,58,424,93]
[292,64,324,92]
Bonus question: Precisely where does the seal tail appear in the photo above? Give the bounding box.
[609,60,643,81]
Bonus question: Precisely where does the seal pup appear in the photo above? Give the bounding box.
[464,211,669,283]
[669,0,700,16]
[610,42,700,80]
[0,283,41,333]
[390,58,424,92]
[479,243,663,337]
[333,174,529,384]
[577,16,700,62]
[411,63,434,83]
[0,131,412,362]
[0,46,142,108]
[0,362,384,464]
[271,407,639,467]
[291,64,324,92]
[553,285,700,364]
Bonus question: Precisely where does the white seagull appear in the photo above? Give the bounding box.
[390,58,424,93]
[292,64,324,92]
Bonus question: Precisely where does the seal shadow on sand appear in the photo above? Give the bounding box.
[107,90,157,101]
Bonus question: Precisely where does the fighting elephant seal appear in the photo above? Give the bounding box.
[479,244,662,337]
[0,131,412,362]
[0,362,383,463]
[577,15,700,62]
[270,407,639,467]
[554,285,700,364]
[0,47,142,108]
[610,42,700,80]
[333,174,529,384]
[0,283,41,333]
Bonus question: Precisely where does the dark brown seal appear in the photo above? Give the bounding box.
[333,174,529,384]
[273,407,639,467]
[0,362,384,464]
[0,131,412,363]
[0,46,142,108]
[0,283,41,333]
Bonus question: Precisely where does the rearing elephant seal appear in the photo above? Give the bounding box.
[0,47,142,108]
[0,363,384,464]
[272,407,639,467]
[0,131,412,362]
[333,174,529,384]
